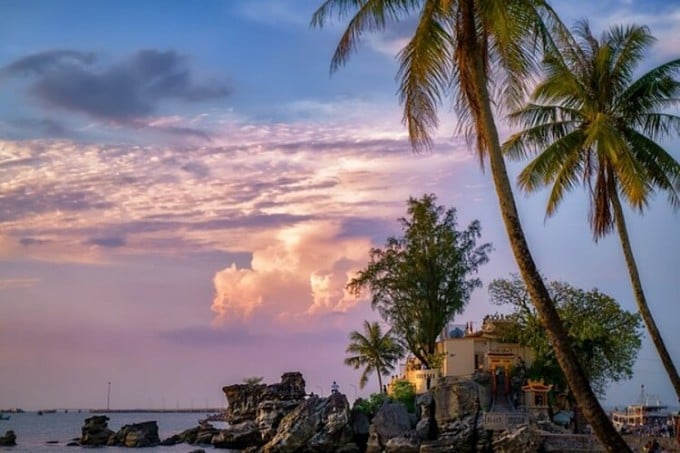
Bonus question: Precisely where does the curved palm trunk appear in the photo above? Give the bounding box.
[459,1,629,450]
[377,370,384,394]
[611,194,680,404]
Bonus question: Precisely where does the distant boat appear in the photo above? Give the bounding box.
[0,413,10,421]
[610,385,673,434]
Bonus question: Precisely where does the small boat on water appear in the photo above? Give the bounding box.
[611,385,674,435]
[0,413,10,421]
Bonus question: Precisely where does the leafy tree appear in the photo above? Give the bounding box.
[352,392,392,419]
[489,276,643,397]
[312,2,629,447]
[347,194,491,368]
[242,376,264,386]
[345,320,404,393]
[390,379,416,413]
[503,21,680,402]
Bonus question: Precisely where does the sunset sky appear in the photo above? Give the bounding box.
[1,0,678,411]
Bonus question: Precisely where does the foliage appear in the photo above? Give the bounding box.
[312,3,631,447]
[347,194,491,368]
[503,21,680,238]
[489,276,643,396]
[352,392,392,419]
[502,20,680,401]
[242,376,264,386]
[345,321,404,393]
[390,379,416,413]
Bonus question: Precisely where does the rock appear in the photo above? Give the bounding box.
[351,409,370,450]
[263,392,353,453]
[107,420,160,447]
[432,377,479,426]
[212,420,263,449]
[79,415,115,446]
[188,450,206,453]
[336,443,361,453]
[415,417,432,441]
[491,424,542,453]
[224,372,306,424]
[256,400,301,442]
[0,430,17,446]
[160,421,219,446]
[384,434,420,453]
[415,392,438,440]
[368,402,412,449]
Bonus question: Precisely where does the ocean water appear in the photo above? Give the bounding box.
[0,412,229,452]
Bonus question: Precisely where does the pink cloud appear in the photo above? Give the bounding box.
[211,220,372,322]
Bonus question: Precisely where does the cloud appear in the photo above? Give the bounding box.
[0,278,39,290]
[19,237,49,246]
[211,220,373,321]
[84,236,126,248]
[0,109,476,264]
[2,49,230,123]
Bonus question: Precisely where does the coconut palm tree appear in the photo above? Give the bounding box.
[345,320,403,393]
[503,21,680,403]
[312,1,629,449]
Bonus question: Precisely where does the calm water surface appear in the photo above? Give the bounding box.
[0,412,228,452]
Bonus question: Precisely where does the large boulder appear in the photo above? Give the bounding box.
[79,415,115,446]
[432,377,479,426]
[0,430,16,446]
[256,400,302,442]
[107,420,160,447]
[224,372,306,424]
[351,409,370,450]
[263,392,353,453]
[212,420,263,449]
[161,422,219,446]
[366,402,412,452]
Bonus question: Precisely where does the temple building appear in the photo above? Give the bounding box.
[393,314,533,395]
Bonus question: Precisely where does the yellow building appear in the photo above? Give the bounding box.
[394,314,533,395]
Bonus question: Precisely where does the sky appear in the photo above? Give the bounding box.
[0,0,679,411]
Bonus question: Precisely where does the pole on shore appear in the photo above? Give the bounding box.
[107,382,111,410]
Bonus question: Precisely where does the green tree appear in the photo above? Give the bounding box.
[390,379,417,413]
[347,194,491,368]
[489,276,643,397]
[242,376,264,386]
[312,2,630,448]
[503,21,680,403]
[345,320,403,393]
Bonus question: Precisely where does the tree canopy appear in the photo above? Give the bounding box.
[489,276,643,397]
[348,194,491,368]
[344,320,404,393]
[502,20,680,403]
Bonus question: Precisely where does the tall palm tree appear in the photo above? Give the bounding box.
[312,1,629,449]
[503,21,680,403]
[345,320,403,393]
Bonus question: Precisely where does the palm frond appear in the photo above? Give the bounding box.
[397,0,452,152]
[311,0,421,73]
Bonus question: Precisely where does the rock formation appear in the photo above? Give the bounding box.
[107,420,160,447]
[0,430,16,446]
[160,421,219,446]
[263,392,354,452]
[223,371,306,424]
[79,415,115,446]
[366,402,414,453]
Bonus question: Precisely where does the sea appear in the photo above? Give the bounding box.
[0,411,229,452]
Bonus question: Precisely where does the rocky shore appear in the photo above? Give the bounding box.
[8,371,665,451]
